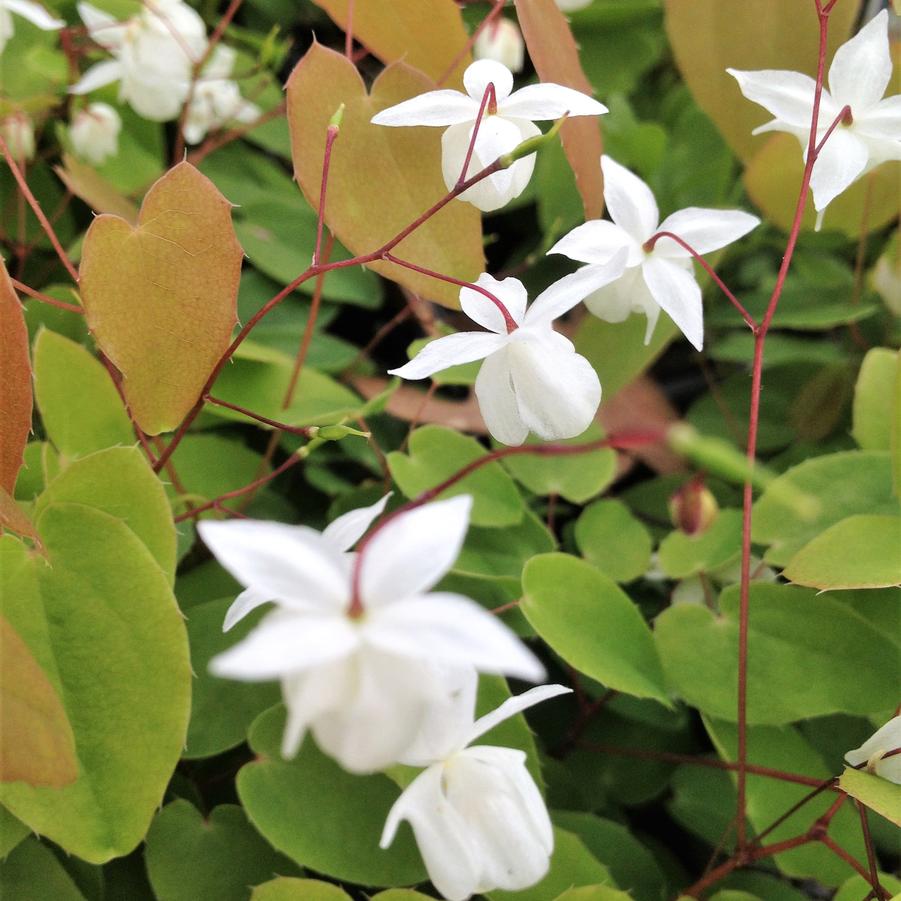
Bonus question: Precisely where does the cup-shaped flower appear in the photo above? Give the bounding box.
[548,155,760,350]
[845,715,901,784]
[371,59,606,212]
[388,265,627,445]
[69,102,121,165]
[0,0,63,56]
[474,18,524,74]
[381,684,572,901]
[728,10,901,220]
[199,495,545,774]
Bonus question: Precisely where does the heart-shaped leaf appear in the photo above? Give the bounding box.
[0,263,32,494]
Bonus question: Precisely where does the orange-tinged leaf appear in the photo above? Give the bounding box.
[0,615,77,787]
[664,0,857,162]
[286,44,484,309]
[744,136,901,237]
[54,155,139,224]
[514,0,604,220]
[0,489,39,544]
[0,263,32,494]
[311,0,470,86]
[78,162,243,435]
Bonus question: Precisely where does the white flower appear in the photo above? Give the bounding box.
[69,101,121,165]
[71,0,207,122]
[183,45,260,144]
[371,59,606,212]
[474,18,524,74]
[845,715,901,784]
[0,0,63,56]
[1,112,35,161]
[389,265,627,445]
[548,155,760,351]
[728,10,901,219]
[199,495,545,774]
[381,684,572,901]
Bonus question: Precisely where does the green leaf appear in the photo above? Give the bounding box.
[237,705,425,887]
[657,509,742,578]
[0,505,191,863]
[655,583,898,724]
[453,509,555,581]
[833,873,901,901]
[575,499,653,582]
[522,553,668,704]
[0,807,28,859]
[145,800,299,901]
[370,892,436,901]
[252,879,353,901]
[34,446,176,584]
[752,451,896,565]
[32,329,133,459]
[388,426,524,527]
[183,597,280,759]
[665,763,737,849]
[852,348,899,452]
[497,424,617,504]
[838,767,901,828]
[0,838,86,901]
[784,514,901,590]
[552,890,632,901]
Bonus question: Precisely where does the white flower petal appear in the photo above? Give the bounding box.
[370,89,478,127]
[499,82,606,120]
[474,346,529,446]
[641,256,704,351]
[857,95,901,143]
[222,586,274,632]
[209,610,358,681]
[389,331,507,380]
[365,592,545,682]
[548,218,637,266]
[461,273,527,332]
[828,10,891,112]
[69,59,123,95]
[360,495,473,607]
[77,1,126,49]
[808,127,869,212]
[727,68,823,130]
[601,155,659,243]
[322,492,392,552]
[5,0,63,30]
[197,518,349,609]
[463,58,514,104]
[655,207,760,257]
[280,655,352,758]
[845,715,901,785]
[466,684,572,746]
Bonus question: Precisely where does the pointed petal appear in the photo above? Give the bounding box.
[197,519,349,609]
[388,331,506,380]
[463,58,514,103]
[655,207,760,257]
[322,493,392,552]
[69,60,123,95]
[461,273,528,331]
[642,256,704,351]
[829,10,891,111]
[209,611,358,680]
[280,657,351,758]
[365,592,545,681]
[360,495,473,606]
[727,68,823,130]
[77,2,125,48]
[222,586,273,632]
[601,155,659,243]
[548,218,637,266]
[857,95,901,142]
[467,684,572,746]
[525,250,630,327]
[371,90,477,126]
[474,347,529,446]
[809,127,869,212]
[5,0,63,29]
[844,715,901,766]
[499,82,606,120]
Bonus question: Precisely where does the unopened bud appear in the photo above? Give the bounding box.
[669,479,719,536]
[474,18,525,73]
[308,424,370,441]
[1,113,35,162]
[329,103,345,129]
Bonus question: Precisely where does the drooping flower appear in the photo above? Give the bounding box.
[0,0,63,56]
[71,0,207,121]
[381,684,572,901]
[473,18,524,74]
[548,155,760,350]
[845,715,901,784]
[69,102,121,165]
[389,264,627,445]
[183,45,260,144]
[1,111,35,161]
[199,495,545,774]
[728,10,901,220]
[371,59,606,212]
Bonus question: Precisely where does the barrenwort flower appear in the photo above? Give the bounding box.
[69,102,122,166]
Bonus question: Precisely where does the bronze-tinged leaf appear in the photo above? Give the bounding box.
[286,44,484,309]
[54,155,139,224]
[514,0,604,220]
[311,0,470,86]
[0,263,32,494]
[664,0,857,162]
[0,489,39,544]
[0,615,77,787]
[78,162,243,435]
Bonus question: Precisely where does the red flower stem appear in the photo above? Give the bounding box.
[751,778,836,845]
[819,834,885,888]
[314,128,340,266]
[1,137,79,284]
[10,278,83,314]
[384,251,518,332]
[644,231,756,330]
[186,101,286,166]
[204,395,314,436]
[457,82,497,187]
[813,104,852,157]
[345,0,355,59]
[436,0,505,87]
[206,0,244,60]
[857,801,886,900]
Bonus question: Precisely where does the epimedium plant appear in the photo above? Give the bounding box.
[0,1,899,900]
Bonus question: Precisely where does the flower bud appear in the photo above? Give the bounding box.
[70,103,122,166]
[669,478,719,536]
[1,113,35,162]
[474,18,525,73]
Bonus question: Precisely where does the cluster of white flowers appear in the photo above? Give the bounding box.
[200,494,571,899]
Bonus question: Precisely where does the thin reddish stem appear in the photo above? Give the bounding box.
[186,101,286,166]
[457,82,497,187]
[314,128,340,266]
[204,395,314,436]
[436,0,505,87]
[751,778,836,845]
[345,0,355,59]
[10,278,83,314]
[813,104,852,158]
[857,801,886,900]
[819,834,884,888]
